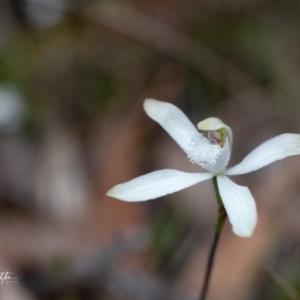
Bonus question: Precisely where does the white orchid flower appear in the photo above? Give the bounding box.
[107,99,300,238]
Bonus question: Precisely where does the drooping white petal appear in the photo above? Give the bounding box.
[217,175,257,238]
[225,133,300,176]
[144,99,199,155]
[107,169,214,201]
[197,117,233,148]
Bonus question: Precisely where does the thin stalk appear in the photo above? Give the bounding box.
[199,177,227,300]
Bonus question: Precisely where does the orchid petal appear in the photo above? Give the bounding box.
[225,134,300,176]
[107,169,214,201]
[217,175,257,238]
[144,99,199,155]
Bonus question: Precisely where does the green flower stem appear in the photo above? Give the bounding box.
[199,177,227,300]
[213,177,227,233]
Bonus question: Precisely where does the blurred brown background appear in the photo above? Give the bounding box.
[0,0,300,299]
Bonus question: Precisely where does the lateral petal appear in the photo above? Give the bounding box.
[225,134,300,176]
[144,99,199,155]
[107,169,214,201]
[217,175,257,238]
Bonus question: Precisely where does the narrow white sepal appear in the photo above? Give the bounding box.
[217,175,257,238]
[144,99,199,156]
[107,169,214,202]
[225,134,300,176]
